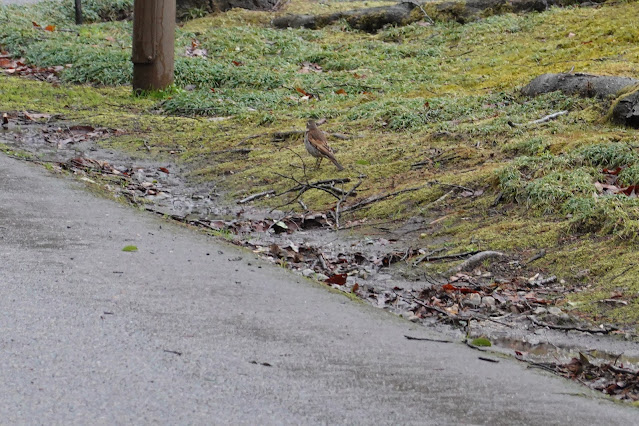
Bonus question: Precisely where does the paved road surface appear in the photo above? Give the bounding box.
[0,153,637,424]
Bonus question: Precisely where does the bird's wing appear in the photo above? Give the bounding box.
[308,131,334,157]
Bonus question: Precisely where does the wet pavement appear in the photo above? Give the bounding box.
[3,117,639,393]
[2,147,639,422]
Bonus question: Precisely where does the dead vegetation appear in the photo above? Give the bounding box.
[3,0,639,355]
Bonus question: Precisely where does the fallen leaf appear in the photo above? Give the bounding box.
[470,337,492,347]
[44,25,55,32]
[69,125,95,132]
[122,245,138,252]
[325,273,347,285]
[618,185,639,196]
[335,88,347,95]
[23,111,52,121]
[442,283,478,294]
[0,58,16,68]
[603,166,623,175]
[158,167,170,174]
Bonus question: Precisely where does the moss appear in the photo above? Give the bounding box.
[617,164,639,186]
[4,0,639,329]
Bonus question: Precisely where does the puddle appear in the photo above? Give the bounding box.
[4,118,639,387]
[489,336,639,371]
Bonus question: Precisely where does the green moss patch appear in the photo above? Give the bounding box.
[3,0,639,330]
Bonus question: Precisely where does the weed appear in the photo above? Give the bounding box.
[3,0,639,328]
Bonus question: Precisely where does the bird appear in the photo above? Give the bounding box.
[304,120,344,171]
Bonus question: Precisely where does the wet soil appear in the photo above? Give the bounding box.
[3,116,639,400]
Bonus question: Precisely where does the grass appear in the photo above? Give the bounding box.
[2,0,639,329]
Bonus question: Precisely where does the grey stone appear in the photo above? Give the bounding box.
[481,296,496,307]
[467,293,482,307]
[548,307,563,316]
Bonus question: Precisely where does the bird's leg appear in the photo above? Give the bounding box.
[315,157,322,169]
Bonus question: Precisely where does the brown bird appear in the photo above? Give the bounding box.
[304,120,344,171]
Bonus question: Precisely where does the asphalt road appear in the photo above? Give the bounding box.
[0,153,637,424]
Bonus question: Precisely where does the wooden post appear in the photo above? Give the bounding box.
[131,0,175,93]
[75,0,83,25]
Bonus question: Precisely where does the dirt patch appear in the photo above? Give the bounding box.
[3,115,639,403]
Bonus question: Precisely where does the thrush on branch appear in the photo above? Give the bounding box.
[304,120,344,171]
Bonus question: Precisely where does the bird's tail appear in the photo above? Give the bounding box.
[330,156,344,171]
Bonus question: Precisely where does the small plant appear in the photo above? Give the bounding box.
[210,228,234,241]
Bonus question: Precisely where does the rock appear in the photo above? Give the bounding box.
[521,73,638,99]
[302,268,315,278]
[406,313,421,322]
[178,0,278,19]
[533,307,547,315]
[481,296,496,307]
[466,293,482,307]
[611,88,639,128]
[548,307,563,317]
[315,273,329,281]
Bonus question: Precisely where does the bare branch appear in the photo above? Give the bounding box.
[237,190,275,204]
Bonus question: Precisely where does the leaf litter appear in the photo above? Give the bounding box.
[2,116,639,401]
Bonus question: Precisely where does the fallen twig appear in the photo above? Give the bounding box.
[334,179,363,229]
[342,184,428,213]
[422,250,480,262]
[209,148,253,155]
[237,190,275,204]
[272,130,304,141]
[464,339,488,352]
[525,249,546,265]
[418,190,454,214]
[526,362,562,375]
[508,111,568,127]
[434,182,474,192]
[409,0,435,24]
[237,133,267,145]
[404,335,452,343]
[412,298,451,317]
[609,265,635,283]
[412,248,446,265]
[529,315,617,334]
[272,129,351,142]
[530,275,557,286]
[274,173,354,205]
[446,250,504,275]
[478,356,499,363]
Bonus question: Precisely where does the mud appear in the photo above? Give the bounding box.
[2,117,639,383]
